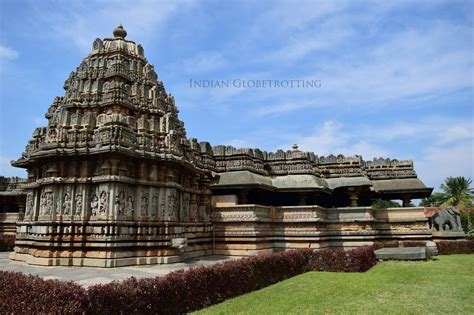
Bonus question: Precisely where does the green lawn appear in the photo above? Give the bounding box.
[196,255,474,315]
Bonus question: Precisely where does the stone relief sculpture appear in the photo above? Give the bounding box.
[167,191,178,220]
[182,195,190,220]
[90,193,99,216]
[40,191,53,215]
[63,191,72,215]
[190,201,199,221]
[115,191,125,216]
[126,195,134,217]
[150,192,158,219]
[140,192,149,217]
[75,193,83,216]
[98,191,108,215]
[429,207,463,231]
[25,193,34,217]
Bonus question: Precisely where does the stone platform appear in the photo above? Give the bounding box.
[0,252,241,287]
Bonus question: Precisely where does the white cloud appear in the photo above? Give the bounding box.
[438,125,473,145]
[416,140,474,189]
[292,120,390,158]
[31,0,197,52]
[359,117,474,145]
[0,45,18,60]
[207,4,474,117]
[279,116,473,178]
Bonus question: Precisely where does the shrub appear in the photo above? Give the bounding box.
[435,239,474,255]
[307,246,376,273]
[0,234,15,251]
[0,271,87,314]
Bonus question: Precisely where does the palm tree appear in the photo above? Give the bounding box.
[440,177,473,207]
[419,192,446,207]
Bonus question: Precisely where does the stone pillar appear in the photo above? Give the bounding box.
[347,188,359,207]
[312,192,320,206]
[402,196,412,207]
[238,189,248,204]
[16,198,25,221]
[298,193,308,206]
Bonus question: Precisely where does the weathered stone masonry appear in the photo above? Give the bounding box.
[8,26,434,266]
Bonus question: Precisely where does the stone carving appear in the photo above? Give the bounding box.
[126,195,134,217]
[25,193,34,217]
[141,192,149,217]
[90,192,99,216]
[98,191,108,215]
[167,192,178,220]
[115,191,125,216]
[62,191,72,215]
[75,193,83,216]
[150,192,158,218]
[182,195,190,220]
[190,202,199,221]
[429,207,463,231]
[39,191,54,216]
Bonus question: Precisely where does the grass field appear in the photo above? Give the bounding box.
[196,255,474,314]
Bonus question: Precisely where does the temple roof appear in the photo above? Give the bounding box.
[371,178,429,191]
[212,171,329,192]
[326,176,372,190]
[211,170,432,197]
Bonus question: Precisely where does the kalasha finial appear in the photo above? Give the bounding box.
[292,144,299,151]
[113,24,127,39]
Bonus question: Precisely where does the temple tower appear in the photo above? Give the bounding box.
[11,26,216,267]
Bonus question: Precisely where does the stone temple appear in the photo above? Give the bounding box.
[8,26,434,267]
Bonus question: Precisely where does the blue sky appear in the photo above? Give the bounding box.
[0,0,472,191]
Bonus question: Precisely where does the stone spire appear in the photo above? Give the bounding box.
[13,26,215,174]
[113,24,127,39]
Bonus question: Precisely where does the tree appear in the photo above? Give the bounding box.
[419,192,446,207]
[440,177,473,207]
[371,199,400,209]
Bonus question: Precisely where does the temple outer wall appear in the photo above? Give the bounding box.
[211,204,432,255]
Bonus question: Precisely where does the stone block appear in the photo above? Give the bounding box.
[375,247,426,260]
[426,241,438,257]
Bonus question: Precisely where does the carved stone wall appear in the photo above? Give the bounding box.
[211,205,432,255]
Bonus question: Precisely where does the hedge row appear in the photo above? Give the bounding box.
[435,239,474,254]
[0,247,376,314]
[0,271,87,314]
[0,234,15,251]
